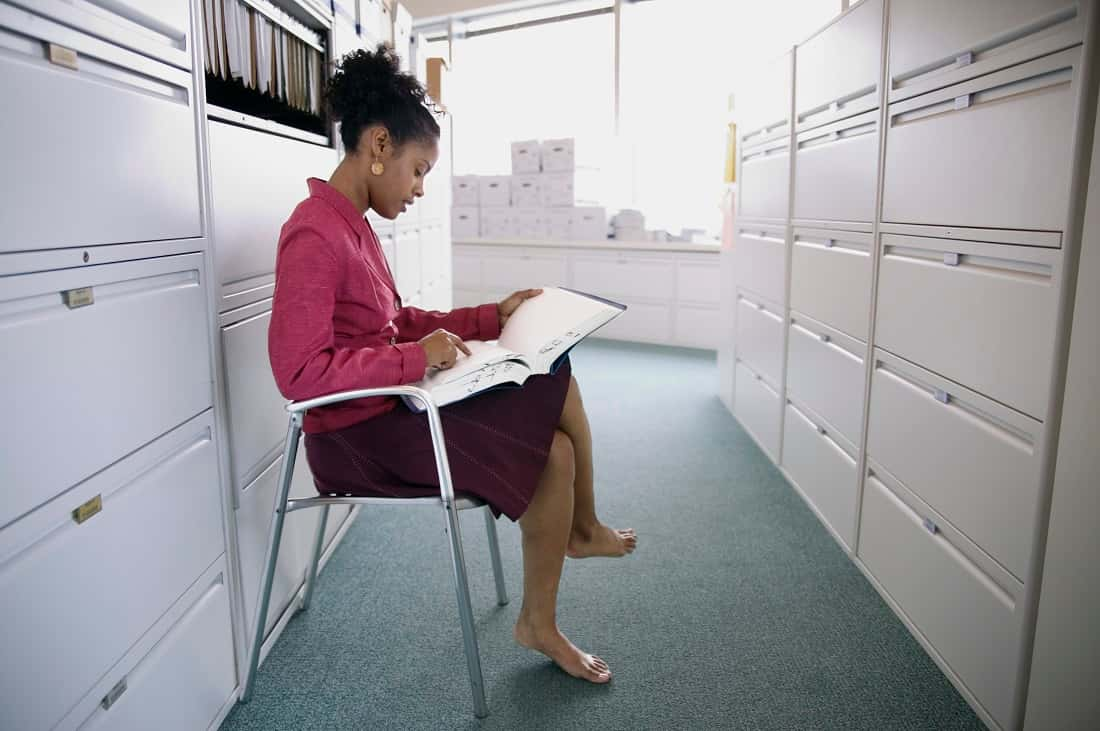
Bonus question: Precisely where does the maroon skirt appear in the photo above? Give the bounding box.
[304,358,572,521]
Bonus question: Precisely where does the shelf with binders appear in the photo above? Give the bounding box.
[200,0,331,141]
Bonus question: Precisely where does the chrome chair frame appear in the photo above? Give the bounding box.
[239,386,509,718]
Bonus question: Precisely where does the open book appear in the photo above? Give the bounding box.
[403,287,625,412]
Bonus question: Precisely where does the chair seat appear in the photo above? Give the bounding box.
[285,493,488,514]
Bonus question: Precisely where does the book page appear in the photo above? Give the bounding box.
[415,340,526,391]
[431,358,533,408]
[498,287,624,362]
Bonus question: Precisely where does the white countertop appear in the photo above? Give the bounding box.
[453,237,721,254]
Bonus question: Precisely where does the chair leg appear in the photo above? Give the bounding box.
[483,507,509,606]
[300,504,330,613]
[442,502,490,718]
[240,417,302,704]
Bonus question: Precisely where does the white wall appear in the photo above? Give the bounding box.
[1023,95,1100,731]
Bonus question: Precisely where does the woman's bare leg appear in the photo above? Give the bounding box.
[557,376,637,558]
[514,429,611,683]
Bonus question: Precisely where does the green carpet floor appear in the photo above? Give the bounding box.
[221,340,985,730]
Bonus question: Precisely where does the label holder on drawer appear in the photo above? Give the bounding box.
[72,494,103,524]
[47,43,79,71]
[62,287,95,309]
[101,676,127,710]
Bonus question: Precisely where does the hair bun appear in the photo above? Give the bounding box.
[325,44,439,150]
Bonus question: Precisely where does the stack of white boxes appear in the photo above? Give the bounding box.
[450,137,608,241]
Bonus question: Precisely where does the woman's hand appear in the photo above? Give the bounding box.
[419,329,471,370]
[498,288,543,329]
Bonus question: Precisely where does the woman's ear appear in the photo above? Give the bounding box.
[367,125,391,160]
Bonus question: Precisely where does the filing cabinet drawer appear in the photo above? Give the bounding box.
[395,229,422,299]
[596,300,673,344]
[734,360,782,460]
[739,137,791,222]
[795,0,882,130]
[790,228,872,340]
[887,0,1082,102]
[485,250,569,292]
[786,313,865,447]
[738,49,793,147]
[12,0,193,69]
[882,48,1079,232]
[573,255,675,302]
[221,303,286,491]
[77,560,236,731]
[210,121,336,311]
[875,233,1058,419]
[736,291,785,388]
[866,350,1043,581]
[237,445,333,638]
[0,413,224,731]
[782,401,858,550]
[1,252,212,530]
[734,223,787,306]
[0,9,201,251]
[859,467,1022,729]
[793,110,879,224]
[421,225,445,286]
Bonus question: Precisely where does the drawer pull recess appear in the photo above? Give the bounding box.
[955,52,973,68]
[824,238,835,248]
[942,252,960,266]
[819,333,831,343]
[934,389,951,405]
[62,287,95,309]
[922,517,939,535]
[72,494,103,525]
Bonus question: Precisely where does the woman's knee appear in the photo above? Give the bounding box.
[547,429,576,480]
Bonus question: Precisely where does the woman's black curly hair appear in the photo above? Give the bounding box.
[326,44,440,152]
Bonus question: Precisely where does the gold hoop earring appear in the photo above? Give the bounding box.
[371,161,385,176]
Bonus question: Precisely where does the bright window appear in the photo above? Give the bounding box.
[449,8,615,175]
[619,0,838,237]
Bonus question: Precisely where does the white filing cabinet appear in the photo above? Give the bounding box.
[795,0,883,131]
[0,3,203,252]
[209,121,338,311]
[725,1,1100,728]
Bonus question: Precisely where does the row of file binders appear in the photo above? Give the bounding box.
[201,0,325,116]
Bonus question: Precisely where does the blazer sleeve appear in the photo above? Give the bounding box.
[393,302,501,343]
[268,224,427,401]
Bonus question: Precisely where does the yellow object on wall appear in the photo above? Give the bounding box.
[724,122,737,184]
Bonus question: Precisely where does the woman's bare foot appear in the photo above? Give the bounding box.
[566,523,637,559]
[514,617,611,683]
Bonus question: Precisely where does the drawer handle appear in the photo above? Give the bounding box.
[955,51,973,68]
[934,389,951,405]
[62,287,95,309]
[47,43,79,71]
[954,94,971,110]
[819,333,831,343]
[101,676,127,710]
[816,425,827,436]
[756,303,766,311]
[942,252,960,266]
[823,238,835,248]
[755,373,763,381]
[72,494,103,525]
[922,517,940,535]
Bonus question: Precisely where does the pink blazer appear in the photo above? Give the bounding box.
[268,178,500,433]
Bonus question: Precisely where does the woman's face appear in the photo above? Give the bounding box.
[365,129,440,220]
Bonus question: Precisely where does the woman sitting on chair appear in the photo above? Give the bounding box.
[268,45,636,684]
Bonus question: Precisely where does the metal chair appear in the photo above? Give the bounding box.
[239,386,509,719]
